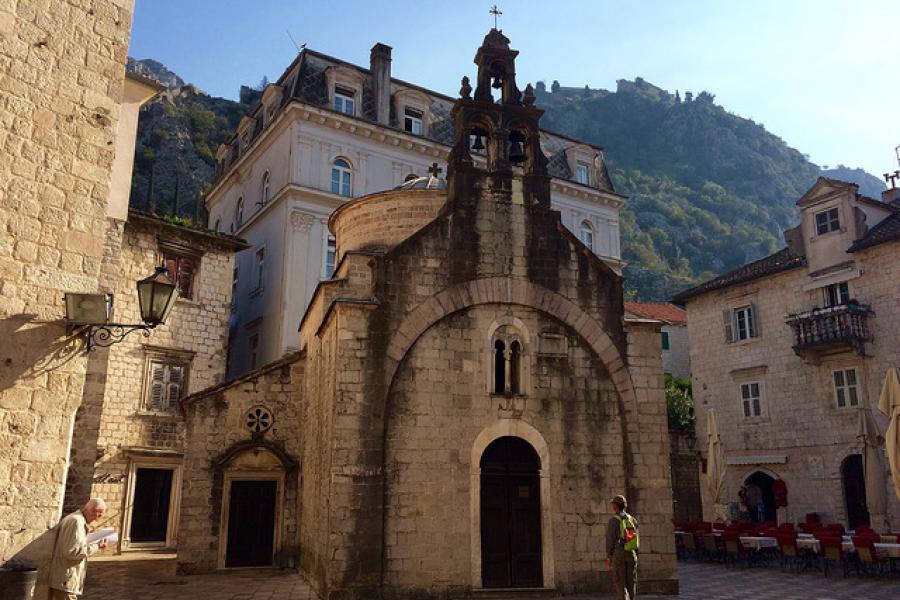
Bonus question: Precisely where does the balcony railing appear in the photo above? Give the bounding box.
[785,303,872,359]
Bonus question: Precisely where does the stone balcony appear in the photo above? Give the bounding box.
[785,304,872,363]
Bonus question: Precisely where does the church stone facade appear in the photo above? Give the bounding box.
[179,30,676,598]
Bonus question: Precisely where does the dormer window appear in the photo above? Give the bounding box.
[334,86,355,115]
[404,107,423,135]
[575,162,590,185]
[815,207,840,235]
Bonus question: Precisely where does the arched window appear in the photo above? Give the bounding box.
[404,173,418,182]
[579,220,594,251]
[331,158,352,197]
[493,339,506,395]
[214,218,221,233]
[261,171,270,205]
[235,196,244,229]
[510,340,521,395]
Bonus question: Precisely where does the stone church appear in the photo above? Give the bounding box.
[178,30,676,597]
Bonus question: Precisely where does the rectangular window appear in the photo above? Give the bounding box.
[575,163,590,185]
[661,331,670,350]
[815,207,840,235]
[145,360,186,413]
[833,368,860,408]
[404,107,423,134]
[324,235,336,279]
[823,281,850,307]
[740,381,762,418]
[254,247,265,291]
[333,86,355,115]
[249,333,260,370]
[163,252,197,300]
[734,305,756,341]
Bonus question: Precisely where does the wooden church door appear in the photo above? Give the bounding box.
[480,436,543,588]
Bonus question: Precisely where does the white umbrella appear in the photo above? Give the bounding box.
[878,367,900,504]
[706,409,728,521]
[856,408,886,528]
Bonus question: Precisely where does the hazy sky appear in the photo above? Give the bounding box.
[129,0,899,179]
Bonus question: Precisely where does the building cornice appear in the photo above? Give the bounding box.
[206,100,624,210]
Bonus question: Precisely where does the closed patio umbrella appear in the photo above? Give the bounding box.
[878,367,900,503]
[856,408,886,528]
[706,408,728,521]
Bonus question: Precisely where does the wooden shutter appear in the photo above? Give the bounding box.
[148,361,166,411]
[177,256,195,299]
[722,309,734,343]
[165,364,184,409]
[749,302,760,338]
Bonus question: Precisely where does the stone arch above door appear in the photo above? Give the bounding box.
[469,419,555,589]
[383,277,635,410]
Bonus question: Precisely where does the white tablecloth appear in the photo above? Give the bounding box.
[795,538,900,558]
[739,536,778,550]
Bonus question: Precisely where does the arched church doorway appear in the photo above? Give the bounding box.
[744,471,776,523]
[480,436,542,588]
[841,454,870,530]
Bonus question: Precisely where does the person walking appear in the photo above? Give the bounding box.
[46,498,109,600]
[605,494,639,600]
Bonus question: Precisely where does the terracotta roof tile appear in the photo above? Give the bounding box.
[623,302,687,324]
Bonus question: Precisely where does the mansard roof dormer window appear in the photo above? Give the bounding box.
[260,84,284,125]
[393,88,432,136]
[324,65,365,118]
[565,143,600,188]
[237,115,256,151]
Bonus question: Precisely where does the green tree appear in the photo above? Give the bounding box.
[665,374,694,431]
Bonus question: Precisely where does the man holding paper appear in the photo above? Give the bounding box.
[47,498,109,600]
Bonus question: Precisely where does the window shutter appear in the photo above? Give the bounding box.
[148,362,166,411]
[722,309,734,343]
[749,302,760,338]
[177,257,195,299]
[165,364,184,409]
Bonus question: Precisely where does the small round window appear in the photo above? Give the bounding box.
[245,405,274,434]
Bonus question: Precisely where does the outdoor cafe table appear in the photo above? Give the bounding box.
[739,536,778,550]
[795,538,900,558]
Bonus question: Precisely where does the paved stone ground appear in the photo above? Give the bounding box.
[79,554,899,599]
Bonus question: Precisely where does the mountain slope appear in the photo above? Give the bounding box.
[126,60,885,299]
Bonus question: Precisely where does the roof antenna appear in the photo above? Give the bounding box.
[884,145,900,189]
[286,29,305,53]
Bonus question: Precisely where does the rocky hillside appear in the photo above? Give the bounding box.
[533,79,884,299]
[126,60,885,299]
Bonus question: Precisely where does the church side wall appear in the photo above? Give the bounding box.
[178,358,303,573]
[0,0,133,559]
[384,305,626,595]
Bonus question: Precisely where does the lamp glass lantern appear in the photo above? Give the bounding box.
[137,266,179,326]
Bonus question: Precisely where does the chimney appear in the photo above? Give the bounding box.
[370,43,392,125]
[883,169,900,205]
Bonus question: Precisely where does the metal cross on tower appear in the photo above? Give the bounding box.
[490,4,502,29]
[428,162,443,177]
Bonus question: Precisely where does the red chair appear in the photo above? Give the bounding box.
[805,512,820,524]
[722,530,753,568]
[852,536,887,576]
[825,523,846,537]
[819,536,849,577]
[775,532,806,572]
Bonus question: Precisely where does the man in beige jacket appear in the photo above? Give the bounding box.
[47,499,108,600]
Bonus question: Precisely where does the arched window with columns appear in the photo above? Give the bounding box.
[489,320,529,397]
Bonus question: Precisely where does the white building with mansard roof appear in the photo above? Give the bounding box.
[205,43,627,376]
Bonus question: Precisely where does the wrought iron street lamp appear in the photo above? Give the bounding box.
[65,266,179,350]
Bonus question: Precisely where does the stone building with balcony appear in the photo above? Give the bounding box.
[674,176,900,529]
[204,38,627,378]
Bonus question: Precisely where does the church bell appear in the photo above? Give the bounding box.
[508,139,525,164]
[471,133,485,151]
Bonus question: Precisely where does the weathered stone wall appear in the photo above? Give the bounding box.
[62,216,237,547]
[661,324,690,379]
[0,0,134,559]
[688,240,900,527]
[384,305,626,594]
[669,430,702,523]
[178,356,303,573]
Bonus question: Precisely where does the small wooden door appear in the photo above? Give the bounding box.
[842,455,870,530]
[480,437,543,588]
[225,480,277,567]
[129,468,173,543]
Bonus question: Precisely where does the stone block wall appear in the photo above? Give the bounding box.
[688,240,900,527]
[178,355,303,573]
[0,0,134,560]
[669,430,702,523]
[62,215,237,546]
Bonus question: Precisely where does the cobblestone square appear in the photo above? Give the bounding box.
[79,555,899,600]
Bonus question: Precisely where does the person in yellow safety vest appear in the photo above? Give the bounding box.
[605,494,639,600]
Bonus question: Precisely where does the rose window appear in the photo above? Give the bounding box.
[245,405,273,434]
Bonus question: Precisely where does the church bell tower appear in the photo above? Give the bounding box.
[448,29,550,209]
